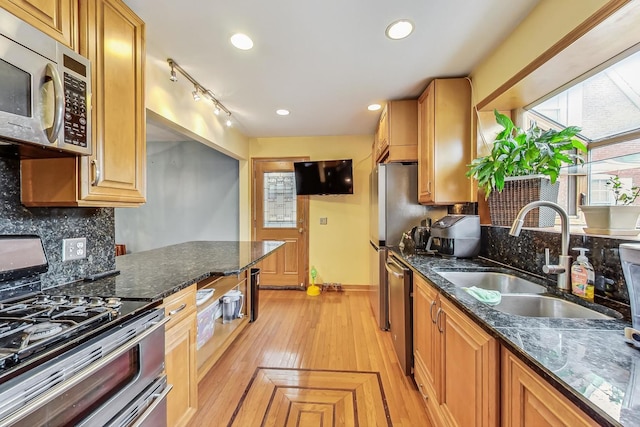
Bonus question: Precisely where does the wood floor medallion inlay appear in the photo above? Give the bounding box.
[228,367,392,427]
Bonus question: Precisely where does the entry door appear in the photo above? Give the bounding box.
[253,159,309,288]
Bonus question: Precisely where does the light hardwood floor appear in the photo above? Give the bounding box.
[188,289,432,426]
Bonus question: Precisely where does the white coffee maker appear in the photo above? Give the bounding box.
[620,243,640,346]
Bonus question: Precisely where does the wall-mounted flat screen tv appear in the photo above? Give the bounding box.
[293,159,353,195]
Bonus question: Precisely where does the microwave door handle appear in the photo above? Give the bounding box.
[44,63,65,144]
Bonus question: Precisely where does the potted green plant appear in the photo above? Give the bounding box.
[581,175,640,235]
[466,110,586,227]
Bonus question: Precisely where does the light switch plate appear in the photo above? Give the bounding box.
[320,217,328,225]
[63,237,87,261]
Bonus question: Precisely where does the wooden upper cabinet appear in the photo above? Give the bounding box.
[375,100,418,163]
[417,78,474,205]
[0,0,77,48]
[21,0,146,207]
[501,347,598,427]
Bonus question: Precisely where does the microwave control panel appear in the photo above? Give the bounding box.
[63,73,88,149]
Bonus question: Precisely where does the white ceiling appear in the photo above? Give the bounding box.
[124,0,539,139]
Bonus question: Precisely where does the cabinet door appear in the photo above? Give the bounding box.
[0,0,76,48]
[166,312,198,427]
[501,348,598,427]
[439,298,499,427]
[78,0,145,204]
[413,275,445,426]
[418,82,435,203]
[413,275,439,388]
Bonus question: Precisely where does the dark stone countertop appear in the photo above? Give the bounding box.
[392,249,640,427]
[49,241,285,301]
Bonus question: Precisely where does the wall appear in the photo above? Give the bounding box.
[144,40,252,239]
[251,136,372,285]
[0,157,115,289]
[470,0,609,104]
[115,139,239,253]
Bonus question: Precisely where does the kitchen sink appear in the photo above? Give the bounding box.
[435,271,547,294]
[493,294,613,319]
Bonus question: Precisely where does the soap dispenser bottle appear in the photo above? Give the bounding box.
[571,247,595,302]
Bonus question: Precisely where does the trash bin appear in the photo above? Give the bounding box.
[250,268,260,322]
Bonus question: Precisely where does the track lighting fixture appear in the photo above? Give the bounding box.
[166,58,234,126]
[169,63,178,82]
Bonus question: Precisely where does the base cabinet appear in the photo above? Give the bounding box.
[413,275,499,427]
[501,348,598,427]
[164,286,197,427]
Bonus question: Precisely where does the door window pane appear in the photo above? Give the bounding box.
[263,172,296,228]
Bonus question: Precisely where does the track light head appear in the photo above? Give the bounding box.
[226,114,232,127]
[214,104,221,116]
[192,86,201,101]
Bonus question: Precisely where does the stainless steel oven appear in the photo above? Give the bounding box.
[0,307,169,427]
[0,236,170,426]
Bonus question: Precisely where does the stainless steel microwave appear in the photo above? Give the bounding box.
[0,8,91,157]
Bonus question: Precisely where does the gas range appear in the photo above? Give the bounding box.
[0,235,167,426]
[0,294,129,371]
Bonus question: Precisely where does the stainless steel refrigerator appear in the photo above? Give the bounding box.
[369,163,445,330]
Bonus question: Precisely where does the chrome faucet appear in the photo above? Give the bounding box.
[509,201,572,291]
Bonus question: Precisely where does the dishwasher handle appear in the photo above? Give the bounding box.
[385,257,405,279]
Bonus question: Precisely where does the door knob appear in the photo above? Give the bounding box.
[299,228,304,233]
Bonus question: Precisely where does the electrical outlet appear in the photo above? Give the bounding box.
[320,217,328,225]
[62,238,87,261]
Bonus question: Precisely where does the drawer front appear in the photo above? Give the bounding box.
[163,285,196,328]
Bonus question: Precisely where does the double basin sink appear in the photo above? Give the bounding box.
[435,270,613,319]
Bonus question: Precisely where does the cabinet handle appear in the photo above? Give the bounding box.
[91,159,101,186]
[418,383,429,400]
[436,307,444,334]
[429,300,437,323]
[168,303,187,316]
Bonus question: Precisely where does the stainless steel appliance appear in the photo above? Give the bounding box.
[426,215,481,258]
[369,163,445,330]
[0,8,92,157]
[0,235,167,426]
[621,243,640,348]
[385,253,412,375]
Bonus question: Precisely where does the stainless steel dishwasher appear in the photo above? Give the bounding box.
[385,253,412,375]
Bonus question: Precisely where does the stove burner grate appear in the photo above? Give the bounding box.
[24,323,64,341]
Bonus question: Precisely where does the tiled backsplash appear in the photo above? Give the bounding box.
[0,157,115,289]
[481,226,634,319]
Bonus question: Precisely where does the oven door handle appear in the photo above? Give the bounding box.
[131,383,173,427]
[0,315,170,427]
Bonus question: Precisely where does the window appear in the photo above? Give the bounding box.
[524,47,640,221]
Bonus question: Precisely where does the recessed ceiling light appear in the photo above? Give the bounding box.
[276,109,290,116]
[368,104,382,111]
[230,33,254,50]
[385,19,414,40]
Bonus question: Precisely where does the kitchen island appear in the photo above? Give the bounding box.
[394,248,639,427]
[50,240,284,301]
[48,240,284,427]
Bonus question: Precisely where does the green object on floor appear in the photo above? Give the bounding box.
[463,286,502,305]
